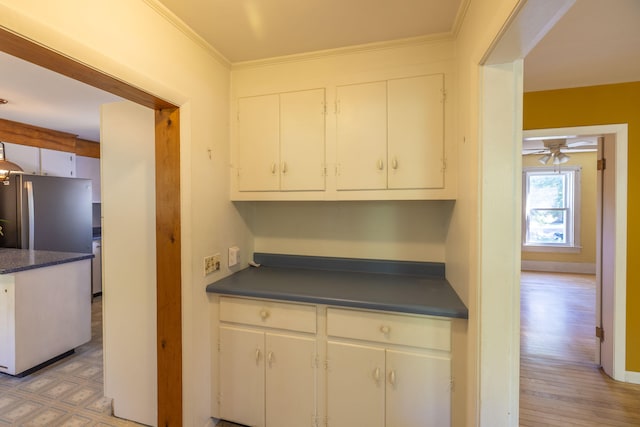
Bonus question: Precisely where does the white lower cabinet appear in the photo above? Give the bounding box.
[216,297,452,427]
[326,307,452,427]
[218,298,317,427]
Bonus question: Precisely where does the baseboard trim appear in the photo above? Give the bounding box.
[521,261,596,274]
[626,370,640,384]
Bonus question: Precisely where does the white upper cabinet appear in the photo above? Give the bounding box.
[237,89,326,192]
[40,148,76,177]
[387,74,444,190]
[335,81,387,190]
[336,74,445,192]
[280,89,326,191]
[76,155,101,202]
[2,142,40,175]
[238,94,280,192]
[2,143,79,178]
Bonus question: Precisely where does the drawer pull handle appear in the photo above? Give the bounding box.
[373,367,381,384]
[377,159,384,170]
[380,325,391,334]
[259,309,270,320]
[255,349,261,364]
[389,369,396,386]
[267,351,274,367]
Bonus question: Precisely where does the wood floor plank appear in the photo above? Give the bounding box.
[520,272,640,426]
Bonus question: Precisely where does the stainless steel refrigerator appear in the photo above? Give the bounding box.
[0,174,92,253]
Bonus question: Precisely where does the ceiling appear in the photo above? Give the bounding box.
[0,0,638,143]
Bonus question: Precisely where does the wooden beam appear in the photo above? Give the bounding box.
[155,107,182,426]
[76,138,101,158]
[0,29,175,111]
[0,118,76,152]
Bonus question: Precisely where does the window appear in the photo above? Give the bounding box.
[523,166,581,251]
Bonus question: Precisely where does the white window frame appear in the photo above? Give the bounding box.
[522,166,581,252]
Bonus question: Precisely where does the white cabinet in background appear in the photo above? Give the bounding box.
[76,155,101,202]
[92,239,102,295]
[326,307,452,427]
[217,297,317,427]
[237,89,326,192]
[2,142,40,175]
[40,148,76,177]
[336,74,445,191]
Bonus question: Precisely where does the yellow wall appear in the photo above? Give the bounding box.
[524,82,640,372]
[522,151,598,266]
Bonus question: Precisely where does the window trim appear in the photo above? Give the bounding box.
[522,166,581,252]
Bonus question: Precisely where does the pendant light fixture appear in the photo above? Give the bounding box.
[0,142,24,183]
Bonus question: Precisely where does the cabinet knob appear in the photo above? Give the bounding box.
[380,325,391,334]
[282,162,288,175]
[259,309,270,320]
[373,367,381,384]
[255,348,261,364]
[267,351,274,366]
[389,369,397,386]
[391,158,398,170]
[377,159,384,170]
[271,163,277,174]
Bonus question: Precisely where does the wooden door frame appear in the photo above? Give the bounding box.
[0,29,183,425]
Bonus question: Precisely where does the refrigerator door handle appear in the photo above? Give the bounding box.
[25,181,35,249]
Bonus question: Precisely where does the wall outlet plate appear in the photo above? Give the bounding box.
[228,246,240,267]
[204,254,220,275]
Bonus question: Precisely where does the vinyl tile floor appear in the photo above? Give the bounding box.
[0,296,142,426]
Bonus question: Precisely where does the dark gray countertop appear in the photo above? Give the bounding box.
[0,248,94,274]
[206,254,468,319]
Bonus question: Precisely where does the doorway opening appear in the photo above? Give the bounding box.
[521,124,629,381]
[0,28,183,425]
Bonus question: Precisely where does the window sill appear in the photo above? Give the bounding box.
[522,244,581,254]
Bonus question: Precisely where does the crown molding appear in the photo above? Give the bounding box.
[142,0,231,69]
[231,33,455,71]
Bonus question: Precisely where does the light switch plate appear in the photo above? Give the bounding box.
[228,246,240,267]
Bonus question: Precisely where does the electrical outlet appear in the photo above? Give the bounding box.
[204,254,220,275]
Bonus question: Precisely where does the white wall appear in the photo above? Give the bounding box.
[250,201,453,262]
[101,101,157,424]
[0,1,252,426]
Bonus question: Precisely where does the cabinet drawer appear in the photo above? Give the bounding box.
[327,307,450,351]
[220,297,316,333]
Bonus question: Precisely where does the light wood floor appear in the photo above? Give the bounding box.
[520,271,640,426]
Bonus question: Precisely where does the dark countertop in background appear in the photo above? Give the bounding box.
[206,253,468,319]
[0,248,94,274]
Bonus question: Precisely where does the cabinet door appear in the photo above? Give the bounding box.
[76,155,101,202]
[327,341,385,427]
[387,74,445,190]
[266,333,316,427]
[237,94,280,192]
[336,81,387,191]
[280,89,326,191]
[2,142,39,175]
[385,349,451,427]
[219,326,265,427]
[40,148,76,177]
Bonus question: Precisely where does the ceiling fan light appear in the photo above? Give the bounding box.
[553,152,570,164]
[538,153,552,164]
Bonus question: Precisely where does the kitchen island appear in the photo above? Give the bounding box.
[0,248,93,376]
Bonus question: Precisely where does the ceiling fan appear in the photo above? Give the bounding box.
[522,136,599,165]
